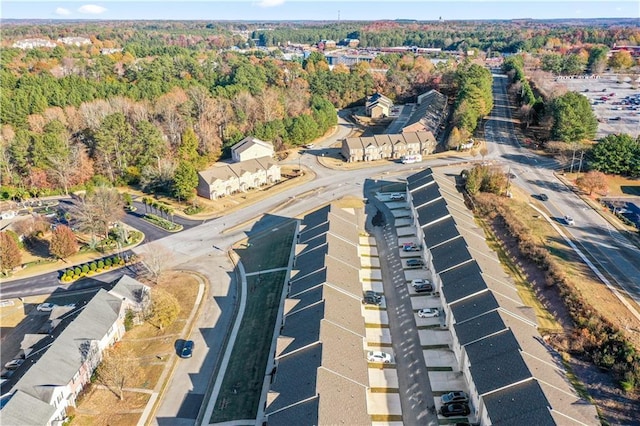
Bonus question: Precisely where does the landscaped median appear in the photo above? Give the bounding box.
[142,213,183,232]
[58,254,136,283]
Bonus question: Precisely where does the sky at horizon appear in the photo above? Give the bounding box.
[1,0,639,21]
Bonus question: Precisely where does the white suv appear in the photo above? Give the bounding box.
[390,193,405,200]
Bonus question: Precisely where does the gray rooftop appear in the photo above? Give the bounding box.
[415,198,450,227]
[15,290,122,403]
[454,310,507,346]
[422,216,460,248]
[0,390,57,426]
[483,379,554,426]
[440,261,489,303]
[406,167,433,186]
[449,290,500,324]
[466,331,532,395]
[430,236,473,273]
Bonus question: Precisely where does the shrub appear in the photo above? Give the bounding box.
[90,262,97,271]
[113,256,121,264]
[124,310,135,331]
[98,260,105,269]
[66,269,74,277]
[105,258,112,267]
[82,264,89,273]
[74,267,81,276]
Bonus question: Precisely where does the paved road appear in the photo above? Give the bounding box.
[6,78,640,425]
[367,194,436,425]
[485,73,640,308]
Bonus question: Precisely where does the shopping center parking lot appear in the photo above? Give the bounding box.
[555,73,640,138]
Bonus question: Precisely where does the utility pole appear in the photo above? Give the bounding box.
[570,145,577,174]
[577,150,585,177]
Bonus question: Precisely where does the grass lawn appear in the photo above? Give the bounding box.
[73,388,150,426]
[210,270,288,423]
[211,220,296,423]
[499,186,640,349]
[72,271,199,423]
[233,219,297,274]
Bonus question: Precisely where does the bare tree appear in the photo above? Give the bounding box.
[97,347,139,401]
[138,241,172,281]
[71,186,124,241]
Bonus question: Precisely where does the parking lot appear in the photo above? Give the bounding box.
[555,73,640,138]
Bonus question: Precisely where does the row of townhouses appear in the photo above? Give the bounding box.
[0,276,150,425]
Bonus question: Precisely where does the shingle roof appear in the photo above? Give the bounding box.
[415,198,450,227]
[430,236,473,272]
[483,380,554,426]
[198,156,276,183]
[267,395,319,426]
[440,261,489,303]
[454,310,507,346]
[466,331,533,395]
[403,89,447,133]
[409,179,440,205]
[0,390,57,426]
[406,168,433,186]
[449,290,500,323]
[422,216,460,248]
[231,136,273,154]
[15,290,122,403]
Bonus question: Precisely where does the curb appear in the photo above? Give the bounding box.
[139,270,209,426]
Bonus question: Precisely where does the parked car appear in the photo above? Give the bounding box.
[181,340,194,358]
[4,359,24,370]
[406,259,424,268]
[36,303,57,312]
[411,279,431,287]
[364,290,382,303]
[402,242,421,252]
[564,215,575,226]
[414,283,434,293]
[367,351,392,363]
[362,295,381,306]
[441,391,469,405]
[418,308,439,318]
[303,143,315,149]
[538,193,549,201]
[389,193,405,200]
[440,403,470,417]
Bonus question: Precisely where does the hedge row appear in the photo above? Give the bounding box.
[60,256,125,282]
[473,192,640,392]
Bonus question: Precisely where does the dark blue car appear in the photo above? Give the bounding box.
[181,340,194,358]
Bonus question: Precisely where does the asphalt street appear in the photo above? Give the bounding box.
[4,74,640,425]
[486,73,640,307]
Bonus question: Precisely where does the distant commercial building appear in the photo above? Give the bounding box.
[57,37,92,46]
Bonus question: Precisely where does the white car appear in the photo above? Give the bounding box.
[389,193,405,200]
[411,279,431,287]
[367,351,392,364]
[36,303,57,312]
[418,308,439,318]
[564,215,575,226]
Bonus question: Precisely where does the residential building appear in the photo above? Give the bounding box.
[403,89,448,137]
[0,277,149,425]
[231,137,275,163]
[12,38,57,49]
[264,204,371,425]
[57,37,92,46]
[197,157,281,200]
[404,167,600,425]
[341,131,436,162]
[365,93,393,118]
